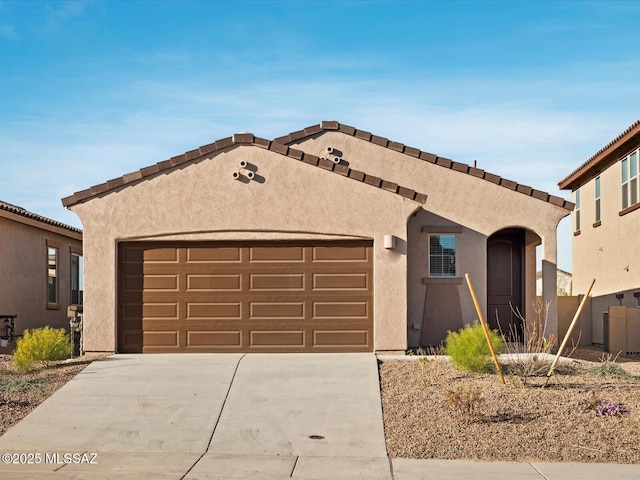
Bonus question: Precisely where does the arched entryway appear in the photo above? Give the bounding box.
[487,228,525,341]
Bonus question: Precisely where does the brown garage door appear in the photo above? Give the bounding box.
[118,241,373,353]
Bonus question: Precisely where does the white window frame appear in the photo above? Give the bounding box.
[574,189,581,231]
[594,176,601,223]
[46,242,59,308]
[621,148,639,210]
[428,234,457,278]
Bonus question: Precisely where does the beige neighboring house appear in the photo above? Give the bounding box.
[0,201,83,337]
[62,121,572,354]
[536,269,572,296]
[559,119,640,345]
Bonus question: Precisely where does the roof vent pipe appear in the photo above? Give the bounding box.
[327,146,343,157]
[245,171,255,180]
[232,172,241,180]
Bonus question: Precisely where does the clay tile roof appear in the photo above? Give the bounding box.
[0,200,82,234]
[61,132,428,208]
[558,119,640,190]
[279,121,575,211]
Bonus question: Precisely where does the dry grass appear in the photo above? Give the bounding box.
[380,350,640,464]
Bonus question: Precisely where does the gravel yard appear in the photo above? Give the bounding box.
[0,347,107,437]
[380,349,640,464]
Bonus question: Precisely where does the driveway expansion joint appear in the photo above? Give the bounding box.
[530,462,551,480]
[181,353,246,480]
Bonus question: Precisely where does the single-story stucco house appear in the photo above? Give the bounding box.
[62,121,573,354]
[0,200,82,337]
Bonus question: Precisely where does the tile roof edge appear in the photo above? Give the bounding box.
[61,135,427,208]
[0,201,82,234]
[558,119,640,190]
[279,121,574,212]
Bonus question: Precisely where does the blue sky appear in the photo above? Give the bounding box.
[2,0,640,272]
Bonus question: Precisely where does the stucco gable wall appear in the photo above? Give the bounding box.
[0,216,82,333]
[292,131,569,236]
[71,145,419,352]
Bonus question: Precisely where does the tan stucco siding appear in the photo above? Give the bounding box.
[572,160,640,298]
[0,217,82,334]
[570,159,640,344]
[293,132,569,346]
[71,146,419,352]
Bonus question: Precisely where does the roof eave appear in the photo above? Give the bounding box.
[558,119,640,190]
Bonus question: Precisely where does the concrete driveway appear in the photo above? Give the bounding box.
[0,353,390,479]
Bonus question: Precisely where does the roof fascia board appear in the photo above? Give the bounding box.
[558,120,640,190]
[0,209,82,241]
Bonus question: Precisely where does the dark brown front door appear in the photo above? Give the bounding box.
[118,241,373,353]
[487,231,524,341]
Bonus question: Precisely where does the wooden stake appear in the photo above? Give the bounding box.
[464,273,505,385]
[542,278,595,388]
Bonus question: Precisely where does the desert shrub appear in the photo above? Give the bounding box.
[0,377,45,394]
[591,360,637,381]
[500,301,560,384]
[12,327,72,373]
[444,385,484,421]
[444,321,503,373]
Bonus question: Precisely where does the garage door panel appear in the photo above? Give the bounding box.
[313,302,368,318]
[187,247,241,263]
[312,273,368,290]
[249,274,305,291]
[250,302,305,319]
[187,330,241,347]
[187,303,241,319]
[144,248,179,263]
[123,275,144,292]
[143,330,179,347]
[187,274,241,291]
[250,331,305,347]
[143,303,178,319]
[250,246,305,262]
[312,246,369,262]
[145,275,179,291]
[118,241,373,353]
[314,330,368,347]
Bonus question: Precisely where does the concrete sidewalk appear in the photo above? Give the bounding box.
[0,354,637,479]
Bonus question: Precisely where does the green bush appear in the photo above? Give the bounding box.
[444,321,504,373]
[12,327,72,373]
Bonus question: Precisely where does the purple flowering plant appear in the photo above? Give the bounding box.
[596,399,627,417]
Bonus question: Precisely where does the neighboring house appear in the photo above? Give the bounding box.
[0,201,83,336]
[536,269,572,296]
[62,121,572,354]
[559,119,640,345]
